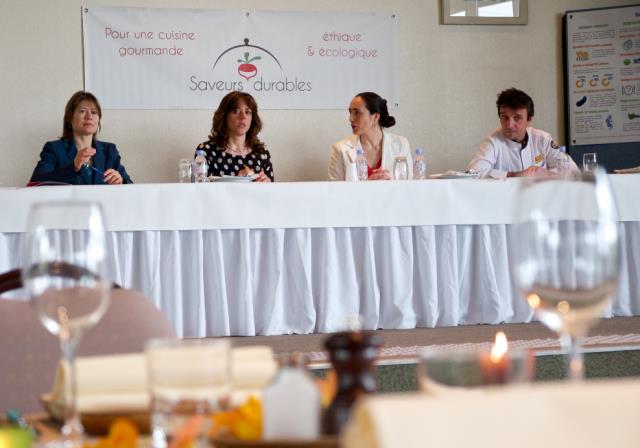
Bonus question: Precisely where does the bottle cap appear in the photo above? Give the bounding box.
[415,148,424,155]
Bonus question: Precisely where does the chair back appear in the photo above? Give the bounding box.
[0,264,121,294]
[0,288,176,412]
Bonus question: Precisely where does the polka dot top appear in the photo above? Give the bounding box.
[195,140,274,182]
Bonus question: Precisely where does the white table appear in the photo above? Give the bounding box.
[1,176,639,337]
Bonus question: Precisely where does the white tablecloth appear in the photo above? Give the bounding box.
[2,177,639,337]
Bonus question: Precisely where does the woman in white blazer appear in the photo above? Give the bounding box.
[328,92,412,181]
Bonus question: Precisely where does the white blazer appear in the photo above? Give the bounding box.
[328,131,412,181]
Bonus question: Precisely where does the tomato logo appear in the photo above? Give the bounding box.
[237,52,261,80]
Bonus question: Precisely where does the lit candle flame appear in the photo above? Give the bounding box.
[490,331,508,363]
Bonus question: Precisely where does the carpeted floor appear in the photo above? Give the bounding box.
[228,316,640,361]
[227,317,640,391]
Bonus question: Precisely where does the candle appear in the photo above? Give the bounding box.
[479,331,512,385]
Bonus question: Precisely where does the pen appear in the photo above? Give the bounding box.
[90,165,104,175]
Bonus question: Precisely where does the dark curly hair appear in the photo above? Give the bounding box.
[496,88,534,120]
[210,91,265,153]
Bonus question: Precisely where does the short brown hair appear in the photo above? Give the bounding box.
[61,91,102,140]
[496,88,534,120]
[210,91,265,153]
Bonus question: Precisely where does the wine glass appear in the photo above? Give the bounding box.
[22,202,111,446]
[511,169,620,380]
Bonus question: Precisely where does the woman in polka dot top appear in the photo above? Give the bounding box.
[195,91,274,182]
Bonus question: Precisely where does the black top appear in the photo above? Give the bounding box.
[195,139,274,181]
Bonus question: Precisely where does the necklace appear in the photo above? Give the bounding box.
[225,144,249,156]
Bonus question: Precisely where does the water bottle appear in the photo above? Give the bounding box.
[355,148,368,181]
[557,146,570,178]
[192,149,209,183]
[413,148,427,180]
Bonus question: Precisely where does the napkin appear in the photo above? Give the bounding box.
[49,345,277,414]
[341,379,640,448]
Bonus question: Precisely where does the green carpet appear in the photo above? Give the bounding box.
[312,349,640,392]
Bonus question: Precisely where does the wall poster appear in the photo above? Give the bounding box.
[566,4,640,146]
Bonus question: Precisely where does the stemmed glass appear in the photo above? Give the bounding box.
[22,202,111,446]
[511,169,620,380]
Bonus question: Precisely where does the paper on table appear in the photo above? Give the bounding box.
[49,345,277,414]
[614,166,640,174]
[341,379,640,448]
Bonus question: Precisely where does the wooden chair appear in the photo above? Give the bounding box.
[0,268,176,412]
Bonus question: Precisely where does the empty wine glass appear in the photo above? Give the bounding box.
[511,169,620,380]
[22,202,111,447]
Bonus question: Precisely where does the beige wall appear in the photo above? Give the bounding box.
[0,0,633,186]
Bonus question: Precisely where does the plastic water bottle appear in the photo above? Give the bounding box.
[192,149,209,183]
[355,148,368,181]
[557,146,570,178]
[413,148,427,180]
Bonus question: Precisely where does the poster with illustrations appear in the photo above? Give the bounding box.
[567,5,640,146]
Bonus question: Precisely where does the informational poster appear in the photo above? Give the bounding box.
[82,6,398,109]
[566,5,640,145]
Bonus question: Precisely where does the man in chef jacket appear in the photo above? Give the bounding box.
[467,88,578,178]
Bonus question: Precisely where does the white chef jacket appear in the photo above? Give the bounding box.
[466,127,579,179]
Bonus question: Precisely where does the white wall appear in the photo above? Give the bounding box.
[0,0,633,186]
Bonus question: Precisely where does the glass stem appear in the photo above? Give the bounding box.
[560,333,585,381]
[60,336,83,444]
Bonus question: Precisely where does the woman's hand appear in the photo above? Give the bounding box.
[254,171,271,183]
[368,168,392,180]
[74,146,96,171]
[103,169,123,185]
[238,166,255,177]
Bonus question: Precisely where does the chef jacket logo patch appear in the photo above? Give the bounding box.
[534,154,543,164]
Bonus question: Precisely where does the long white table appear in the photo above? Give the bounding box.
[1,177,639,337]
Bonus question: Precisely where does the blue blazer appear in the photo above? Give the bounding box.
[30,139,133,185]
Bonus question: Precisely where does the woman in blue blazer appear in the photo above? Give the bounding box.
[30,91,132,185]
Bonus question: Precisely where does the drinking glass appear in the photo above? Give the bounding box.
[393,156,408,180]
[146,338,231,448]
[178,158,192,183]
[22,202,111,447]
[512,168,620,380]
[582,152,598,172]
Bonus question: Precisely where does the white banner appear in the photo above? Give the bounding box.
[82,6,399,110]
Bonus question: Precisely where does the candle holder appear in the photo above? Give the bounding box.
[417,344,535,394]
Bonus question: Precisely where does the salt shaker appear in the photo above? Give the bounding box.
[262,354,320,440]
